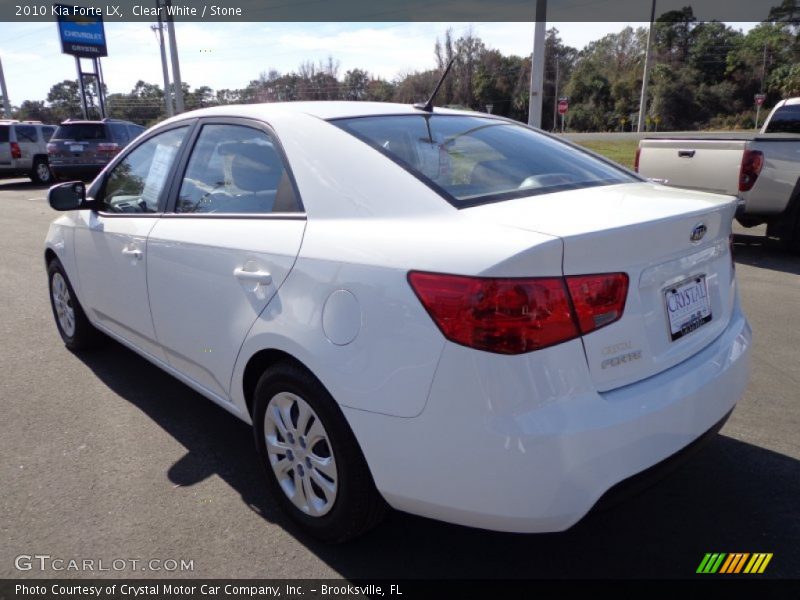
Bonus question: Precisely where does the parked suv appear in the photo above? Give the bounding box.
[0,120,57,184]
[48,118,146,181]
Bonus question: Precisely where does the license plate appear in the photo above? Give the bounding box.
[664,275,712,341]
[69,144,83,152]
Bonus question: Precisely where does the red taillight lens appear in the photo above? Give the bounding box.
[409,271,629,354]
[634,147,641,172]
[46,143,57,155]
[97,142,120,156]
[565,273,629,334]
[10,141,21,159]
[739,149,764,192]
[408,272,579,354]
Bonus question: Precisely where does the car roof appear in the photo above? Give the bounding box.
[159,101,497,126]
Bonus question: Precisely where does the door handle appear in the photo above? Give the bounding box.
[678,150,696,158]
[234,267,272,285]
[121,248,143,260]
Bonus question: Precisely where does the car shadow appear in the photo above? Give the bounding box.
[732,233,800,276]
[0,179,50,192]
[74,339,800,579]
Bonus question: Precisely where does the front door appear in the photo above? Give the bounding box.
[74,125,191,361]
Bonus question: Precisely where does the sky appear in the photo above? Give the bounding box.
[0,21,758,104]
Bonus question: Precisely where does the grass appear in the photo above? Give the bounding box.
[574,139,640,170]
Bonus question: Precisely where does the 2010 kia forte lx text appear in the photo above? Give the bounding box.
[44,102,752,542]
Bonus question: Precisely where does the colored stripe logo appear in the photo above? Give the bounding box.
[697,553,773,574]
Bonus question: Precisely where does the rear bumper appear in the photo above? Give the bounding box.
[50,164,104,180]
[344,299,752,533]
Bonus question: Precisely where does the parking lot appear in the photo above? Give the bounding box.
[0,178,798,579]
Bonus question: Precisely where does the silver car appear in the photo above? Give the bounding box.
[0,120,57,184]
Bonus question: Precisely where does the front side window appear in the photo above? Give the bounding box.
[101,126,188,213]
[333,115,637,206]
[175,124,300,214]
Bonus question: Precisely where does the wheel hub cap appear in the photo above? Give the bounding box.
[264,392,338,517]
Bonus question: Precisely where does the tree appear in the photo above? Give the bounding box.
[46,80,82,121]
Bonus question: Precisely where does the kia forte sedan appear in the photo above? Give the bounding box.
[44,102,751,542]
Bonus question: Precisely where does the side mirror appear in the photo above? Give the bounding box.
[48,181,94,211]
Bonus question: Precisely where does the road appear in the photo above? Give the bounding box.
[1,179,798,580]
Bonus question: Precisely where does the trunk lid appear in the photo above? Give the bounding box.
[464,182,738,391]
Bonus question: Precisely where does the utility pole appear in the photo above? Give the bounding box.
[638,0,657,133]
[527,0,547,128]
[552,54,559,132]
[756,42,767,129]
[0,56,11,117]
[163,0,185,113]
[152,5,173,117]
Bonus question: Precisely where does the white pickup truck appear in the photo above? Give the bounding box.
[636,97,800,252]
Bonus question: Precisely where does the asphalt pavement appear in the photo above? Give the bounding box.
[0,179,798,579]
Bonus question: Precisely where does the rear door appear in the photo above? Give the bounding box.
[146,118,306,401]
[0,126,10,165]
[14,125,38,169]
[50,123,108,168]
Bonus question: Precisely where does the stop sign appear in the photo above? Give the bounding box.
[558,99,569,115]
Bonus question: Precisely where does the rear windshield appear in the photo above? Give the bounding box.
[332,114,636,206]
[53,123,108,142]
[0,126,8,143]
[764,105,800,134]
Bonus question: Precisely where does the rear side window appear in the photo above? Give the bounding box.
[764,105,800,134]
[42,126,56,140]
[53,124,108,142]
[110,123,130,144]
[175,124,300,214]
[15,125,37,143]
[333,115,636,207]
[0,126,8,143]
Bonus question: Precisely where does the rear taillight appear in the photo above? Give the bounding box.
[634,147,641,172]
[10,141,21,159]
[46,143,57,155]
[739,149,764,192]
[97,142,120,156]
[565,273,629,334]
[408,271,628,355]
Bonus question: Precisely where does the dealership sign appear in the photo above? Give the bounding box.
[55,4,108,57]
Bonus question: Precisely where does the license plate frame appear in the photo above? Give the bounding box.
[69,144,83,153]
[664,275,712,341]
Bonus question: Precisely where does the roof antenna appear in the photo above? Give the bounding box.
[414,56,457,113]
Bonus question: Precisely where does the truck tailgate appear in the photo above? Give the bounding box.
[638,139,747,196]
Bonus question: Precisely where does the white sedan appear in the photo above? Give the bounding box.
[44,102,751,542]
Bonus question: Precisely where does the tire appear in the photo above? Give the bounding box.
[252,361,387,542]
[30,157,53,185]
[47,258,101,350]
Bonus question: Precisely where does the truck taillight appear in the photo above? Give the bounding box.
[408,271,628,355]
[739,149,764,192]
[10,141,21,159]
[46,143,57,155]
[634,147,641,172]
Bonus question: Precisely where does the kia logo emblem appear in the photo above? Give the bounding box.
[690,223,707,242]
